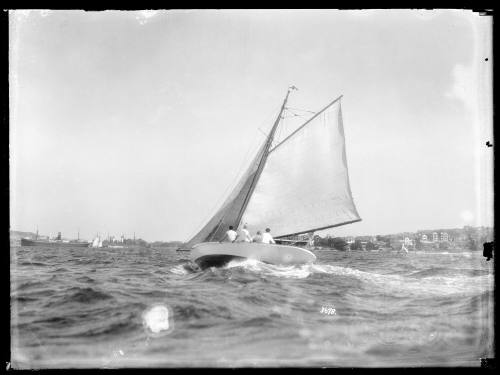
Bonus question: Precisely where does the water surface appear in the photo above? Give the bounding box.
[11,246,494,368]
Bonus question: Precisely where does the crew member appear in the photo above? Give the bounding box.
[262,228,276,244]
[252,231,263,243]
[237,224,252,243]
[220,226,237,243]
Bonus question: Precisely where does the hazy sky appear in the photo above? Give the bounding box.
[10,10,493,242]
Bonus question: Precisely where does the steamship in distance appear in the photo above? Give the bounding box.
[20,231,90,248]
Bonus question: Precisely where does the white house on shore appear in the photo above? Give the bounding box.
[419,231,450,243]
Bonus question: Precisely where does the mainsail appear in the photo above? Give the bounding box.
[184,89,361,248]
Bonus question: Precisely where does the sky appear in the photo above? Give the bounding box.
[10,9,493,242]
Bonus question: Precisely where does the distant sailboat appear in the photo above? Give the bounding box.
[91,235,102,248]
[182,87,361,268]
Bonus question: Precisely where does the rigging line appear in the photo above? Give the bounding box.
[268,94,343,154]
[282,111,304,118]
[285,106,317,114]
[207,218,224,242]
[258,128,267,136]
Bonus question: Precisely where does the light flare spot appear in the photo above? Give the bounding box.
[142,304,173,336]
[460,210,474,222]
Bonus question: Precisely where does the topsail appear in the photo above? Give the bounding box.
[185,90,361,248]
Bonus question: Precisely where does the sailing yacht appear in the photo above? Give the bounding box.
[183,87,361,269]
[90,235,103,248]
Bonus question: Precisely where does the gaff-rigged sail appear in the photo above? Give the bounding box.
[184,91,361,248]
[241,99,361,238]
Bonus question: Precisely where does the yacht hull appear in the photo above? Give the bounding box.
[191,242,316,269]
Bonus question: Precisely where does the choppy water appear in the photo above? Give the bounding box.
[11,246,494,368]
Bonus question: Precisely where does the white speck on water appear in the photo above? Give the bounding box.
[143,304,171,334]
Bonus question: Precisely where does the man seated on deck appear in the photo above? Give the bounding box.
[252,231,263,243]
[219,226,237,243]
[236,224,252,243]
[261,228,276,244]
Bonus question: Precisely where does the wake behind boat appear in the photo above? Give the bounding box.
[183,86,361,268]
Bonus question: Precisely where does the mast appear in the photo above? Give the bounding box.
[234,86,297,227]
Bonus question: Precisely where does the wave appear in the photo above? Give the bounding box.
[169,264,191,275]
[64,287,114,304]
[32,316,76,327]
[12,295,38,303]
[75,276,96,283]
[19,261,47,267]
[408,267,490,278]
[15,280,46,290]
[77,319,138,338]
[308,264,493,297]
[44,316,140,339]
[182,258,494,298]
[49,267,70,273]
[414,251,473,257]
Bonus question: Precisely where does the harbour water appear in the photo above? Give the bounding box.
[11,246,494,368]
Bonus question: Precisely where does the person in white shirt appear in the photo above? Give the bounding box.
[220,226,237,243]
[261,228,275,244]
[252,231,263,243]
[236,224,252,243]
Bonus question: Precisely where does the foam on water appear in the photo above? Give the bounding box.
[224,258,312,279]
[220,259,494,298]
[308,263,494,297]
[169,264,190,275]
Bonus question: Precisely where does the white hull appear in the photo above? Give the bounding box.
[191,242,316,269]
